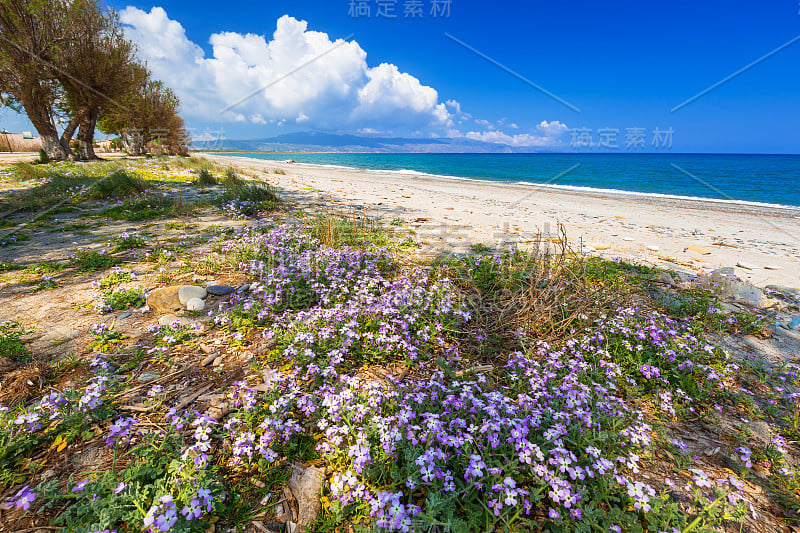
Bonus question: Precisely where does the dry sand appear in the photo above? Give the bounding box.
[212,154,800,288]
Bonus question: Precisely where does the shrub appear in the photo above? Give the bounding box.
[194,169,218,186]
[96,287,147,314]
[88,170,147,199]
[222,168,244,187]
[37,149,49,164]
[219,184,279,218]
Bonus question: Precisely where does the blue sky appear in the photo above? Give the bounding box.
[2,0,799,152]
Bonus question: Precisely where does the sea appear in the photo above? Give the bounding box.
[218,153,800,209]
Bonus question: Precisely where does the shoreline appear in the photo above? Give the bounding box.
[203,153,800,289]
[214,152,800,214]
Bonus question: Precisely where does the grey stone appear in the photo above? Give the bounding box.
[137,373,160,382]
[749,420,773,445]
[178,285,207,305]
[118,312,132,319]
[206,285,235,296]
[158,314,192,327]
[236,284,250,293]
[724,281,773,309]
[766,285,800,298]
[736,261,757,270]
[186,297,206,311]
[41,327,74,344]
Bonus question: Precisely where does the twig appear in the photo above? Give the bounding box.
[174,383,214,411]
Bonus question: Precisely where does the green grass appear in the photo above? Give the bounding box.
[70,249,122,272]
[100,195,175,221]
[88,170,148,199]
[0,320,32,361]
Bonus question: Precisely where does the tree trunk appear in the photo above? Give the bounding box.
[17,83,72,160]
[75,108,98,160]
[59,108,87,151]
[121,130,145,156]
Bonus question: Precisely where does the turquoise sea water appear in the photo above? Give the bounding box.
[219,153,800,208]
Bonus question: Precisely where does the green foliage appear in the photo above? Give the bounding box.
[665,286,766,334]
[193,169,217,186]
[89,170,148,199]
[0,320,32,361]
[308,215,388,249]
[70,249,122,272]
[37,148,49,164]
[97,270,133,289]
[222,168,244,187]
[100,195,175,221]
[99,287,146,313]
[109,233,145,252]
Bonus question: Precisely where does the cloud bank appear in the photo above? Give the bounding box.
[120,7,568,146]
[120,7,452,133]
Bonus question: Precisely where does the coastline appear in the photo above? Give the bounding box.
[203,153,800,289]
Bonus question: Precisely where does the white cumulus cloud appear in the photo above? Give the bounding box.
[120,7,455,134]
[466,120,569,148]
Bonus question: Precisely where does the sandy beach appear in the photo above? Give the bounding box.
[205,153,800,289]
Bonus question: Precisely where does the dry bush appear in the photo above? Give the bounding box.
[450,226,634,356]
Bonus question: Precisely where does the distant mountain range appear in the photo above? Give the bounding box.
[191,131,522,153]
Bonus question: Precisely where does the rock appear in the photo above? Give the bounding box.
[622,237,634,242]
[288,464,326,533]
[158,314,193,327]
[212,356,224,367]
[766,285,800,298]
[201,353,217,366]
[41,327,74,344]
[587,242,610,250]
[764,265,781,270]
[709,267,737,284]
[236,284,250,293]
[749,420,773,445]
[206,285,235,296]
[178,285,207,305]
[646,245,660,252]
[736,261,757,270]
[789,317,800,330]
[137,373,160,382]
[186,297,206,311]
[653,272,676,286]
[686,245,711,255]
[580,246,596,254]
[725,281,774,309]
[118,312,132,320]
[147,286,183,313]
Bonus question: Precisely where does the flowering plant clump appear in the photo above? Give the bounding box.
[0,353,119,489]
[214,224,469,370]
[87,322,128,352]
[94,287,147,314]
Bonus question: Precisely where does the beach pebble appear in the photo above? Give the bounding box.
[236,284,250,293]
[206,285,235,296]
[158,314,193,327]
[764,265,781,270]
[118,312,132,320]
[587,242,610,250]
[147,286,183,313]
[646,245,660,252]
[736,261,757,270]
[179,285,207,305]
[622,237,634,242]
[186,297,206,311]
